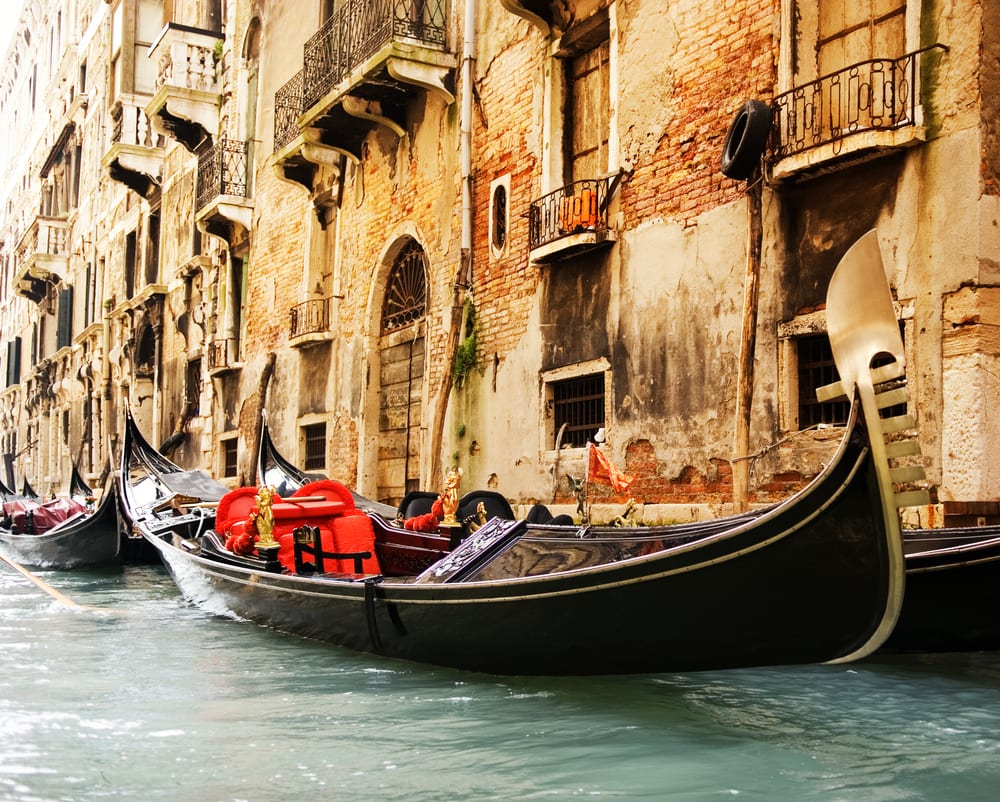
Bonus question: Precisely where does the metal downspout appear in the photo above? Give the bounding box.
[461,0,475,285]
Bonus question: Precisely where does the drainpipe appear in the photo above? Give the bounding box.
[460,0,475,282]
[431,0,477,486]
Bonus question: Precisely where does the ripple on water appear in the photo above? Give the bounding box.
[2,567,1000,800]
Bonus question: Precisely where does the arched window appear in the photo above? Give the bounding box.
[381,240,427,334]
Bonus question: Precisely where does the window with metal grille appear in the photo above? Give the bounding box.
[797,333,906,427]
[222,438,238,478]
[302,422,326,471]
[551,373,605,448]
[381,241,427,334]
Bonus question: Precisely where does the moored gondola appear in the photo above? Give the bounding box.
[115,409,229,563]
[884,525,1000,652]
[123,232,915,675]
[0,481,120,569]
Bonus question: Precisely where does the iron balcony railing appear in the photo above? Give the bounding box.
[289,297,331,339]
[529,177,611,251]
[302,0,447,109]
[771,44,947,161]
[274,70,304,152]
[196,138,250,211]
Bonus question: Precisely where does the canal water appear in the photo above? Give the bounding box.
[1,565,999,802]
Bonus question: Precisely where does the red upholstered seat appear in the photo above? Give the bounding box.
[211,481,379,576]
[216,486,260,534]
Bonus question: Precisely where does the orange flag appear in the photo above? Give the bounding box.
[588,445,634,494]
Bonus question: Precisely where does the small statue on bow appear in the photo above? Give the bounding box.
[441,466,462,524]
[250,484,277,547]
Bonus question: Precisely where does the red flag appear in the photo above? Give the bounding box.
[588,445,634,494]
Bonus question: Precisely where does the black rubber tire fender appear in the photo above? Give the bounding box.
[720,99,772,180]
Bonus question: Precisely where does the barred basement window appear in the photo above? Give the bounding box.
[797,335,846,426]
[302,422,326,471]
[551,373,605,448]
[797,333,906,427]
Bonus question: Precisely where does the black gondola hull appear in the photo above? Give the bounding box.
[885,529,1000,652]
[145,423,899,675]
[0,489,120,569]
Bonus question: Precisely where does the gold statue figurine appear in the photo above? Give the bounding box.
[251,484,278,547]
[441,467,462,524]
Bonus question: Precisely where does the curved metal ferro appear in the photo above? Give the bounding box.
[824,229,908,663]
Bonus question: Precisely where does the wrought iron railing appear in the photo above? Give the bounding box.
[290,297,331,339]
[274,71,304,152]
[302,0,447,109]
[771,45,947,161]
[529,177,611,251]
[196,138,250,210]
[207,338,236,371]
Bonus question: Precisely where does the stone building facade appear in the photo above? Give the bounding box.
[1,0,998,525]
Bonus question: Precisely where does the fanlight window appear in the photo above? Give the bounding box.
[381,241,427,334]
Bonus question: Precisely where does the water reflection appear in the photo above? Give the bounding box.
[1,566,998,801]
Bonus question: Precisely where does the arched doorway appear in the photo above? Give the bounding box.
[377,239,427,505]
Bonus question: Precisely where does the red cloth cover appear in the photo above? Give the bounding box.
[3,497,87,534]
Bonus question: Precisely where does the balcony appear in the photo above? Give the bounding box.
[13,216,70,303]
[276,0,455,180]
[102,95,164,198]
[195,138,253,242]
[207,338,240,376]
[528,177,616,264]
[272,71,345,192]
[145,23,223,152]
[770,45,948,182]
[289,297,332,348]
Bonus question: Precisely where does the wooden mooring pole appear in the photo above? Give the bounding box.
[732,171,763,513]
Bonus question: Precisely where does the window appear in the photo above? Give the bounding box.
[145,211,160,285]
[550,373,605,448]
[565,39,610,184]
[222,436,238,477]
[125,230,138,298]
[110,0,161,101]
[5,339,20,387]
[816,0,905,77]
[489,175,510,258]
[381,241,427,334]
[185,358,201,415]
[795,332,907,428]
[797,335,848,426]
[302,422,326,471]
[56,286,73,350]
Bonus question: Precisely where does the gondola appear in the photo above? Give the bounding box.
[883,525,1000,652]
[115,409,229,563]
[123,232,915,675]
[0,481,120,569]
[70,461,94,499]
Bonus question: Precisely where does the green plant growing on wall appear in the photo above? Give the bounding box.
[453,298,477,389]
